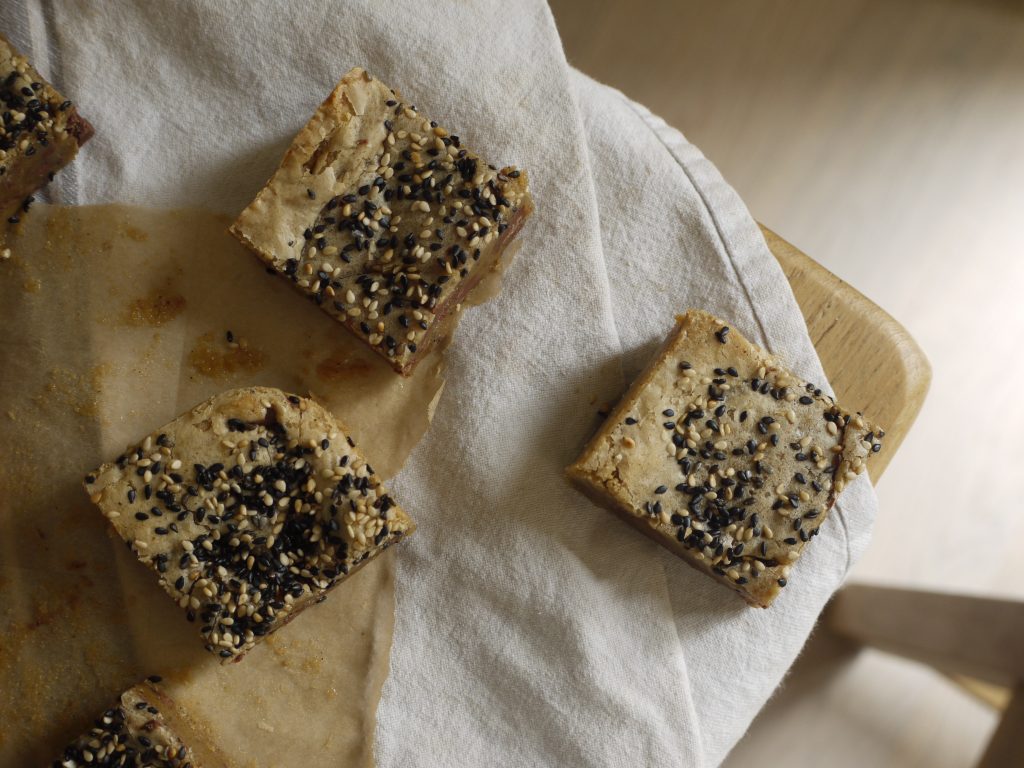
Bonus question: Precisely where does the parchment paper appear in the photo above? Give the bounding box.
[0,203,449,767]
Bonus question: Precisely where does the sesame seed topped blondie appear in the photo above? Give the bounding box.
[51,680,215,768]
[84,387,415,662]
[567,310,883,607]
[231,67,533,375]
[0,34,92,237]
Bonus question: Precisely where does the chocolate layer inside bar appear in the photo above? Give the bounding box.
[394,198,532,373]
[65,111,95,144]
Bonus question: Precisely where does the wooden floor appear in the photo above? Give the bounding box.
[549,0,1024,764]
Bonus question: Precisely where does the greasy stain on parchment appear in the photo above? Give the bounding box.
[123,291,187,327]
[314,347,376,382]
[0,203,507,768]
[187,331,266,378]
[29,364,109,423]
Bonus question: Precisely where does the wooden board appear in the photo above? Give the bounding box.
[761,226,931,480]
[978,685,1024,768]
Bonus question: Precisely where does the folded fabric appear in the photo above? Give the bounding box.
[8,1,877,765]
[574,73,877,763]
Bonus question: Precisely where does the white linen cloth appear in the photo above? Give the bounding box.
[7,1,877,765]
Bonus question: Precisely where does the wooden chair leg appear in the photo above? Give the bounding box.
[977,684,1024,768]
[824,584,1024,686]
[826,585,1024,765]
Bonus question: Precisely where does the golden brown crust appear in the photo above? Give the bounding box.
[568,310,884,607]
[84,387,415,661]
[230,67,532,375]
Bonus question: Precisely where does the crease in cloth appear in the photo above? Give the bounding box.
[611,91,776,355]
